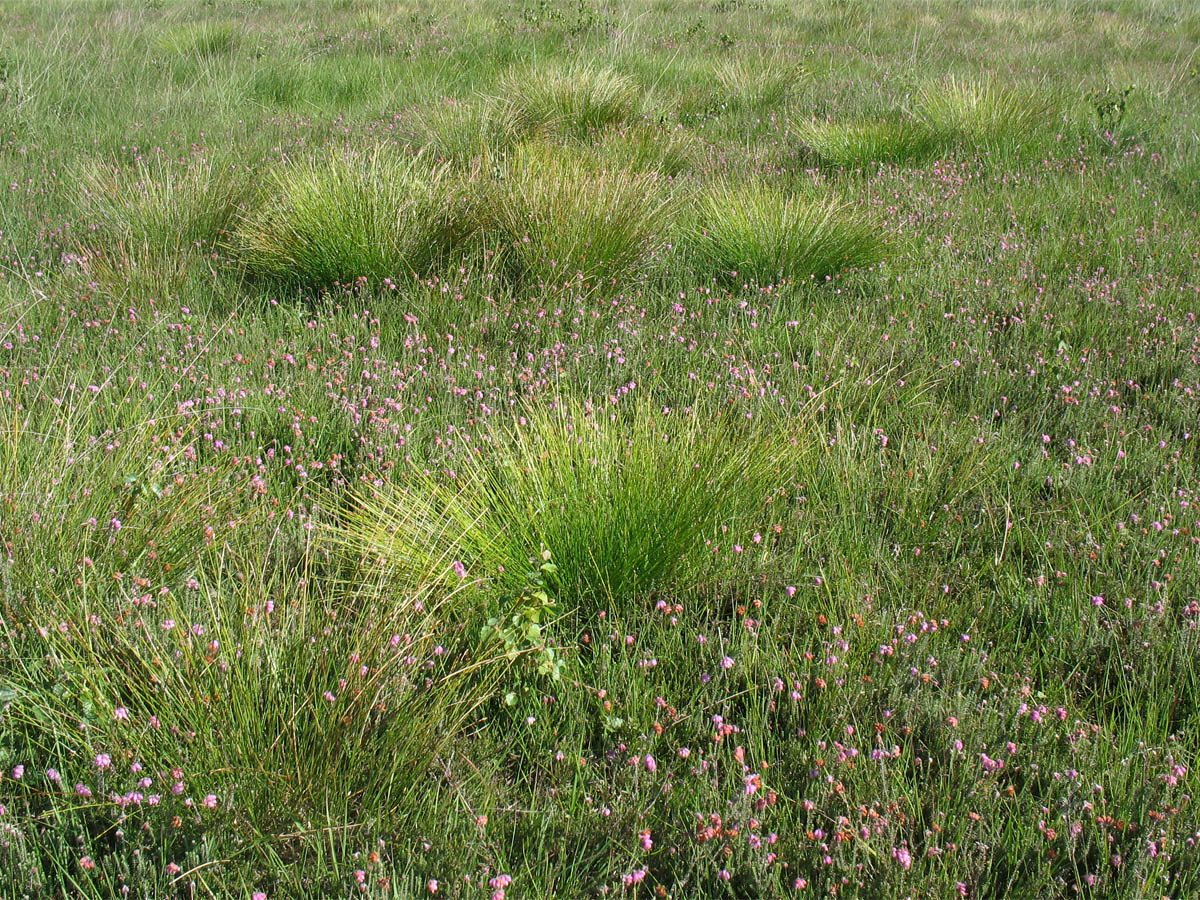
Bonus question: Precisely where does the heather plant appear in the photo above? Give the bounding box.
[686,180,884,285]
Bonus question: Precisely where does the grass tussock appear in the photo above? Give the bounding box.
[585,122,698,175]
[341,400,803,607]
[498,61,644,140]
[793,117,947,168]
[233,148,465,288]
[157,21,239,58]
[687,181,884,285]
[487,143,676,286]
[406,97,525,164]
[714,52,807,109]
[75,155,251,279]
[916,76,1062,153]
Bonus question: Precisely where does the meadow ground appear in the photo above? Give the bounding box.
[1,0,1199,897]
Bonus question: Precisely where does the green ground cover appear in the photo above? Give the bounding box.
[1,0,1198,897]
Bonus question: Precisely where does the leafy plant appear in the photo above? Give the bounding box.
[482,550,566,709]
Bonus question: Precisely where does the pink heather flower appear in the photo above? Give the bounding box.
[161,619,175,630]
[46,768,60,783]
[253,894,267,900]
[720,656,735,669]
[165,863,181,875]
[451,560,467,578]
[488,875,512,890]
[644,755,657,773]
[785,586,797,597]
[76,783,92,797]
[80,856,96,870]
[622,869,647,887]
[427,880,438,894]
[794,877,808,890]
[718,869,732,881]
[892,846,912,870]
[94,754,111,769]
[11,765,23,779]
[114,707,129,721]
[202,794,218,809]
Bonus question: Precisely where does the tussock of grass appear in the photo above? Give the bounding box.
[714,52,806,108]
[233,148,465,288]
[342,400,803,607]
[157,22,239,58]
[794,117,946,168]
[498,61,644,139]
[487,143,676,286]
[916,76,1061,153]
[75,155,251,278]
[687,181,884,285]
[407,97,524,163]
[585,122,698,175]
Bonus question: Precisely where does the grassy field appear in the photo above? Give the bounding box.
[1,0,1199,897]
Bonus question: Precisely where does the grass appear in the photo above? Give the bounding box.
[487,142,677,287]
[233,148,464,288]
[157,21,239,58]
[342,399,806,608]
[497,60,645,140]
[792,117,947,168]
[74,155,251,287]
[687,180,884,285]
[915,76,1063,155]
[2,0,1200,897]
